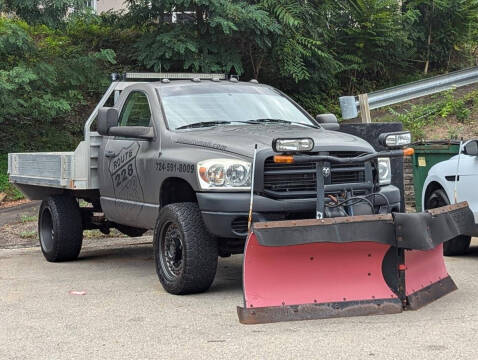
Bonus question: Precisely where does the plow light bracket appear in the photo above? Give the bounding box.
[378,131,411,148]
[272,138,314,153]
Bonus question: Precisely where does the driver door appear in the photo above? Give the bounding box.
[100,90,156,227]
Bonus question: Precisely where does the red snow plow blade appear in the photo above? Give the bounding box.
[238,202,472,324]
[404,245,457,310]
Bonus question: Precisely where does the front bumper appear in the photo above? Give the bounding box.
[197,185,401,238]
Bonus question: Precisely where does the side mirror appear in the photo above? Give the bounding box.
[108,126,155,140]
[464,140,478,156]
[316,113,339,131]
[97,107,119,135]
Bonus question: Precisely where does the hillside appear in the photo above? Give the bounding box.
[371,84,478,140]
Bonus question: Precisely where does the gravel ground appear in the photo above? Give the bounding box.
[0,203,133,250]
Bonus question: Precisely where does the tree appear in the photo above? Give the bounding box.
[259,0,336,82]
[328,0,417,93]
[1,0,87,28]
[0,17,116,125]
[126,0,279,76]
[406,0,478,73]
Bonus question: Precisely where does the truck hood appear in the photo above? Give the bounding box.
[172,124,375,158]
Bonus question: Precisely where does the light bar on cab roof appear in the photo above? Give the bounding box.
[123,72,227,80]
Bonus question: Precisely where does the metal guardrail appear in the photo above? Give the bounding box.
[339,66,478,122]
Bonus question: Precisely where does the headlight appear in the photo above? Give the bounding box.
[272,138,314,152]
[379,131,411,147]
[198,159,251,190]
[378,157,391,185]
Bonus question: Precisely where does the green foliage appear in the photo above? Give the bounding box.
[0,156,23,200]
[1,0,88,28]
[386,89,478,139]
[0,17,116,126]
[439,90,471,121]
[406,0,478,72]
[20,230,37,239]
[0,16,118,200]
[20,214,37,223]
[330,0,418,93]
[261,0,331,82]
[2,1,478,202]
[128,0,280,76]
[292,93,340,118]
[446,124,465,140]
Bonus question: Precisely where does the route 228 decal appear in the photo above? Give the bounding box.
[108,142,144,201]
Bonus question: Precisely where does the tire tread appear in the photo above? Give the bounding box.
[153,202,218,294]
[39,195,83,262]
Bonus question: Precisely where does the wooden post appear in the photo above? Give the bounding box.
[358,93,371,123]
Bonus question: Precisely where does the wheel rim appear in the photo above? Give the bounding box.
[159,221,184,281]
[40,208,54,252]
[427,191,448,209]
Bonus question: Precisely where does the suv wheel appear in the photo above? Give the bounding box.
[426,188,471,256]
[38,195,83,262]
[153,203,218,294]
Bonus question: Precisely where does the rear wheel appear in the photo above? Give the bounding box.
[426,188,471,256]
[38,195,83,262]
[153,203,218,294]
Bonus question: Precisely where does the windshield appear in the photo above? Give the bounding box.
[159,84,315,130]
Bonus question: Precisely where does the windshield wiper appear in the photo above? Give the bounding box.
[175,121,231,130]
[245,118,291,125]
[245,118,319,129]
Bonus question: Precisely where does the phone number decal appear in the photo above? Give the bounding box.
[156,161,195,173]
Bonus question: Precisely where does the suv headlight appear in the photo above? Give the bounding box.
[378,157,391,185]
[197,159,251,190]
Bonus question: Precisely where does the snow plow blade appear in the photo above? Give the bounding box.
[238,202,473,324]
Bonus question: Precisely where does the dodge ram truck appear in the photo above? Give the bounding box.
[8,73,407,295]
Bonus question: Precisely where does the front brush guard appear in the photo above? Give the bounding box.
[238,202,473,324]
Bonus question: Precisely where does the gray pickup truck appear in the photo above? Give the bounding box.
[8,73,404,295]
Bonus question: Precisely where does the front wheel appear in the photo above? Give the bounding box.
[426,188,471,256]
[153,203,218,294]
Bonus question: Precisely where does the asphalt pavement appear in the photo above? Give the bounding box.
[1,237,478,360]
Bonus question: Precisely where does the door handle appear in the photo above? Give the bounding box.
[105,150,116,158]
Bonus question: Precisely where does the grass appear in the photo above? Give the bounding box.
[378,88,478,140]
[83,229,125,239]
[20,214,37,223]
[19,230,37,239]
[16,229,121,240]
[0,155,24,201]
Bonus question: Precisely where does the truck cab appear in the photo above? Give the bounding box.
[97,77,401,234]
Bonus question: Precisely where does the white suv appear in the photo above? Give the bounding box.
[422,140,478,255]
